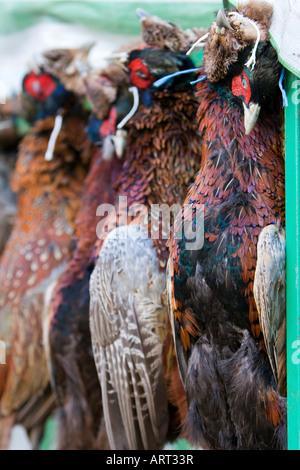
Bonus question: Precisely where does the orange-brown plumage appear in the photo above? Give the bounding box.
[0,103,92,448]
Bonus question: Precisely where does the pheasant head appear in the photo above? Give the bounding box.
[203,1,274,83]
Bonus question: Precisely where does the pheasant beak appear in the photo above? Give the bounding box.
[216,8,233,31]
[242,101,260,135]
[105,52,129,63]
[74,59,90,77]
[75,42,95,68]
[136,7,150,21]
[80,42,95,54]
[104,52,129,71]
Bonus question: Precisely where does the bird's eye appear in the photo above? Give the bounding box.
[32,81,41,92]
[136,70,148,79]
[231,70,251,105]
[230,37,241,51]
[127,58,154,89]
[232,39,240,50]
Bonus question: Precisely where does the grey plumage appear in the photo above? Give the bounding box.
[254,223,286,396]
[89,225,169,450]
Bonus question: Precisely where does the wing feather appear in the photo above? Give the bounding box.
[1,265,64,415]
[166,257,189,385]
[254,223,286,396]
[89,224,169,450]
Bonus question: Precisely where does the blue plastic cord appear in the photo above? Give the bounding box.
[190,74,207,85]
[279,67,289,107]
[153,68,202,88]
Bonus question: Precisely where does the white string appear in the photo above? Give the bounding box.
[45,114,63,161]
[186,32,209,56]
[117,86,139,130]
[229,12,261,70]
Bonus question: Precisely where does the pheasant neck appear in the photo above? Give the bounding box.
[194,81,285,219]
[116,90,202,210]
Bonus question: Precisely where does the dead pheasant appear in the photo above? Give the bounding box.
[0,64,75,275]
[167,1,287,450]
[47,60,132,450]
[89,22,204,448]
[0,58,81,265]
[0,47,94,449]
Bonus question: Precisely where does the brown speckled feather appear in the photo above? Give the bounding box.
[136,8,207,53]
[0,107,92,448]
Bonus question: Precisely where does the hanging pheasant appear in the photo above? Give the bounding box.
[0,58,83,263]
[89,21,204,448]
[0,46,93,450]
[0,84,50,260]
[0,57,81,266]
[167,1,287,450]
[47,59,132,450]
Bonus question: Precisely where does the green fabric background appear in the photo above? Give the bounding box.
[0,1,221,35]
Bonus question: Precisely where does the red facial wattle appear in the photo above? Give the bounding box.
[23,72,57,102]
[127,58,154,89]
[231,71,251,105]
[99,107,117,137]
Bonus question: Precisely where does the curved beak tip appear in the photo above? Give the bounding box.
[104,52,129,65]
[216,8,233,31]
[82,42,95,53]
[136,8,149,21]
[243,102,261,135]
